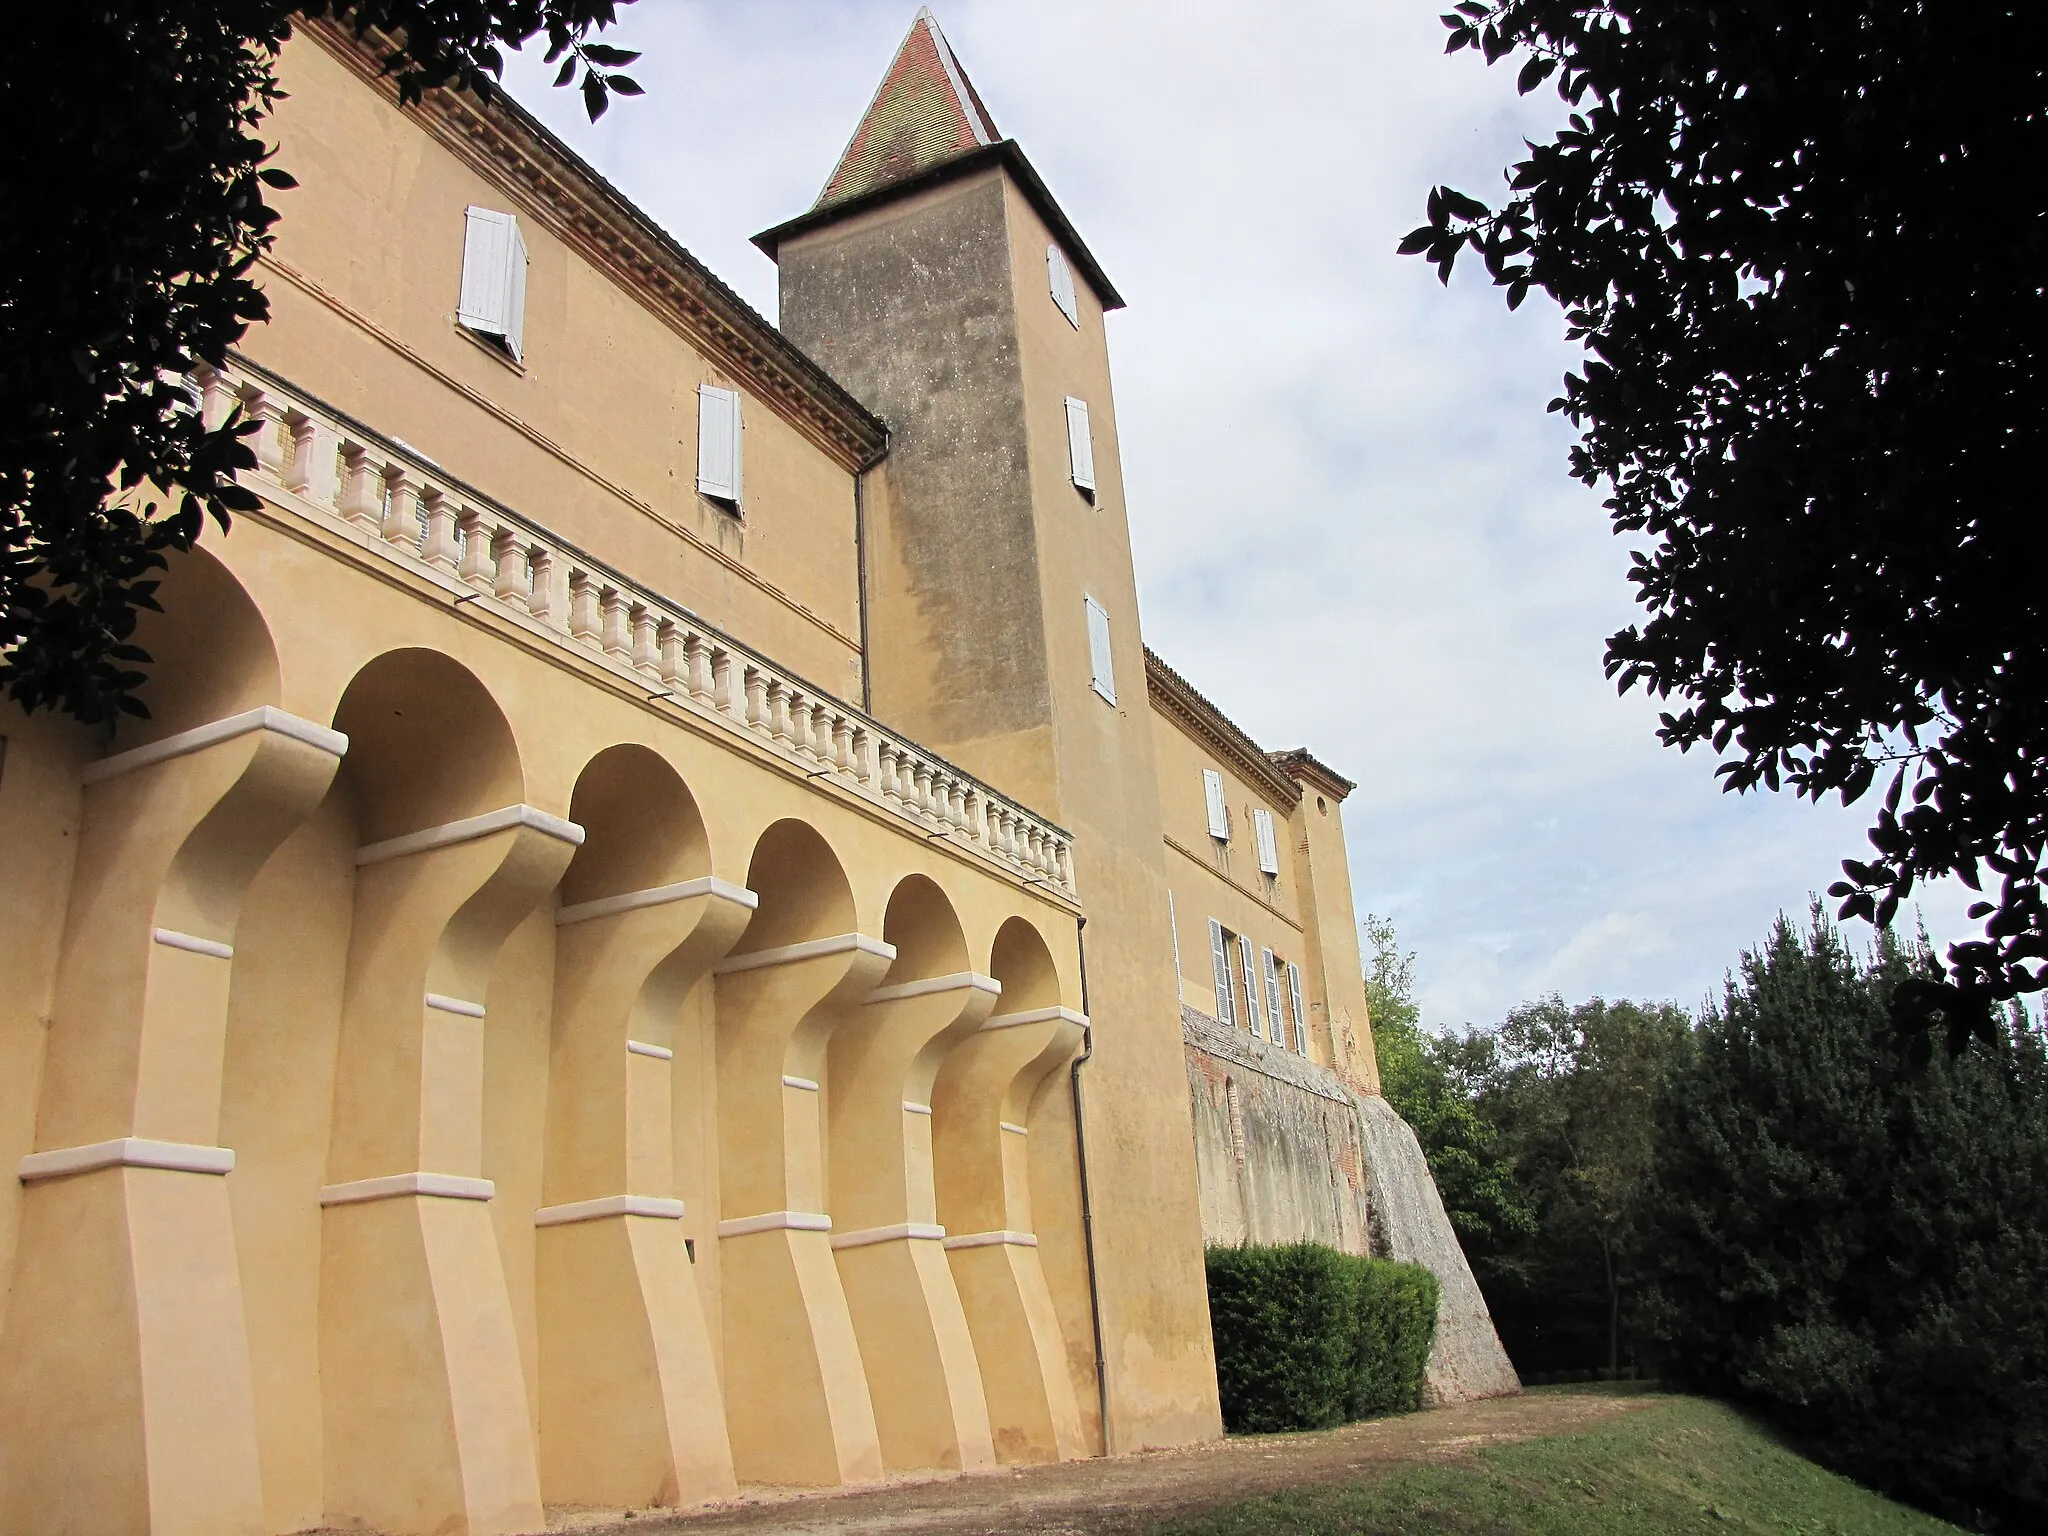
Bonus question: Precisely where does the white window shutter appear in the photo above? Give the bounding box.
[697,385,742,503]
[1085,595,1116,704]
[1203,770,1230,841]
[1262,949,1285,1044]
[1287,963,1308,1053]
[500,215,529,361]
[1047,243,1079,328]
[1065,396,1096,494]
[1208,920,1235,1028]
[1239,933,1266,1039]
[1168,891,1184,1002]
[459,207,526,351]
[1253,808,1280,875]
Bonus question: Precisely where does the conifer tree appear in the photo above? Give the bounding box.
[1638,907,2048,1530]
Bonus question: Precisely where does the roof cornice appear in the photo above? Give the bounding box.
[1269,748,1357,802]
[299,19,889,472]
[753,140,1126,313]
[1144,648,1301,811]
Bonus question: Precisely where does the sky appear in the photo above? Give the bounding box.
[498,0,1974,1029]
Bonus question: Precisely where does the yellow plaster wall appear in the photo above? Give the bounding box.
[254,36,867,701]
[1000,180,1223,1453]
[0,708,86,1344]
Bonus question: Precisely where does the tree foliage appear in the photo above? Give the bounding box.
[1364,916,1534,1249]
[1401,2,2048,1034]
[2,3,641,724]
[1477,994,1691,1374]
[1636,907,2048,1531]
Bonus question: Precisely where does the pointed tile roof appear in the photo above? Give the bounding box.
[756,8,1125,312]
[816,8,1001,210]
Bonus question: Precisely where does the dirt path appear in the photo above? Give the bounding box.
[550,1390,1655,1536]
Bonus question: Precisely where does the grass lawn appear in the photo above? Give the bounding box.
[1147,1390,1964,1536]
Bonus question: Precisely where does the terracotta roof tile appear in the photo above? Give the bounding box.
[817,9,998,211]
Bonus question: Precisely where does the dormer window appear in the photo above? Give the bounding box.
[457,207,528,362]
[1047,243,1080,328]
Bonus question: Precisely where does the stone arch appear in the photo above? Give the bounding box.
[986,918,1062,1014]
[879,875,970,985]
[560,743,708,907]
[330,648,522,842]
[728,819,854,955]
[118,544,281,746]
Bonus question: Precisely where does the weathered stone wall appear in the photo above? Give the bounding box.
[1183,1006,1519,1405]
[1183,1007,1374,1255]
[1353,1094,1522,1404]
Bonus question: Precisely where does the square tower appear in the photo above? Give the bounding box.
[757,9,1222,1452]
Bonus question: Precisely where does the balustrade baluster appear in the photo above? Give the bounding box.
[381,470,419,549]
[631,607,660,675]
[767,680,795,746]
[418,492,458,570]
[568,572,601,645]
[491,529,526,604]
[658,622,688,690]
[744,666,770,731]
[687,635,713,700]
[337,444,379,528]
[713,649,738,716]
[599,590,632,660]
[830,716,854,774]
[527,549,560,628]
[459,512,494,590]
[283,414,319,496]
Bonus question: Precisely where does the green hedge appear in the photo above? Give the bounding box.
[1206,1242,1440,1433]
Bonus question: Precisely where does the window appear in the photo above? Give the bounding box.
[1085,595,1116,704]
[1253,807,1281,876]
[1261,949,1285,1046]
[1239,933,1266,1040]
[1065,396,1096,496]
[1208,920,1235,1029]
[1202,769,1230,842]
[457,207,529,361]
[1287,962,1308,1053]
[697,385,743,507]
[1047,243,1080,328]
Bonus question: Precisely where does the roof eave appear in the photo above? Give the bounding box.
[753,140,1126,312]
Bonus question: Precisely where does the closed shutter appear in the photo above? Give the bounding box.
[1253,808,1280,875]
[697,385,742,504]
[458,207,527,359]
[1208,920,1235,1028]
[1203,769,1230,841]
[1085,595,1116,704]
[1168,890,1183,1002]
[501,216,529,361]
[1239,933,1265,1040]
[1262,949,1285,1044]
[1047,244,1080,328]
[1288,963,1308,1053]
[1065,396,1096,493]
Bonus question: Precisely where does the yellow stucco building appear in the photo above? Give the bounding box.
[0,13,1510,1534]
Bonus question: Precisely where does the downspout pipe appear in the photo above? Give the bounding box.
[853,464,873,714]
[1071,914,1112,1455]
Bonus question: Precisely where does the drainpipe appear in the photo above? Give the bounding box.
[1071,914,1112,1456]
[853,466,872,714]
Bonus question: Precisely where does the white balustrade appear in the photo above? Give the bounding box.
[202,358,1078,899]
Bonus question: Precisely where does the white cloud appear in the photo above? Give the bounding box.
[499,0,1980,1027]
